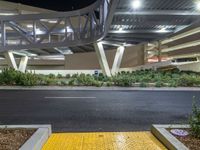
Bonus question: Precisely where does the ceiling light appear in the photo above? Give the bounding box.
[157,27,168,33]
[27,24,33,28]
[119,27,123,31]
[132,0,141,9]
[196,1,200,10]
[0,13,17,16]
[48,20,58,24]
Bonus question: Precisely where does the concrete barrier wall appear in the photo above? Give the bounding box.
[177,62,200,72]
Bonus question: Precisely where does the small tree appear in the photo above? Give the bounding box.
[189,96,200,138]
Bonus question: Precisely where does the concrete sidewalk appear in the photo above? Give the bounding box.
[0,86,200,91]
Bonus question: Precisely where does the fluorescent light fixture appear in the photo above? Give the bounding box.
[48,20,58,24]
[119,27,123,31]
[132,0,141,9]
[0,13,17,16]
[157,27,168,33]
[27,24,33,28]
[40,19,58,23]
[36,29,44,34]
[196,1,200,10]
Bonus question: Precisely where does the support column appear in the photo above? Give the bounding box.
[18,56,28,73]
[94,42,111,77]
[144,44,148,64]
[157,41,162,62]
[4,51,18,70]
[111,46,125,75]
[4,51,28,72]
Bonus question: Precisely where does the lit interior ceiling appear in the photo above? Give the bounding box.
[106,0,200,45]
[0,0,200,57]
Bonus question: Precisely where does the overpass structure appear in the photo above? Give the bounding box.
[0,0,200,76]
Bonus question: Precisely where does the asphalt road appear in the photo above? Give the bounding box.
[0,90,199,132]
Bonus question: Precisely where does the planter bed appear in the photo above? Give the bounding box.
[151,124,200,150]
[173,128,200,150]
[0,128,36,150]
[0,125,51,150]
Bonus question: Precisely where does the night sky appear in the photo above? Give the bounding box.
[5,0,97,11]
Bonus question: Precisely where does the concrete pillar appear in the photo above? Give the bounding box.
[4,51,18,70]
[4,51,28,72]
[144,44,148,64]
[18,56,28,73]
[94,42,111,77]
[111,46,125,75]
[158,41,162,62]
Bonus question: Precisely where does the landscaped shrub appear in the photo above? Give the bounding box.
[168,80,178,87]
[0,68,18,85]
[1,68,200,87]
[0,68,38,86]
[41,77,57,85]
[57,74,63,78]
[68,79,76,86]
[178,75,200,87]
[15,72,38,86]
[65,74,71,78]
[48,73,56,79]
[113,75,135,87]
[139,82,147,87]
[155,81,165,87]
[190,97,200,138]
[75,74,98,86]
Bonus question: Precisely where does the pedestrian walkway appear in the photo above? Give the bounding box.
[42,131,167,150]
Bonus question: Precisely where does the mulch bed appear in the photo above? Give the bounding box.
[0,128,36,150]
[170,129,200,150]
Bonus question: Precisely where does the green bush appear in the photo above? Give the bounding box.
[155,81,165,87]
[178,75,200,87]
[0,68,38,86]
[1,68,200,87]
[57,74,63,78]
[113,75,134,87]
[48,73,56,79]
[190,97,200,138]
[66,74,71,78]
[140,82,147,87]
[68,79,76,86]
[15,72,38,86]
[76,74,97,86]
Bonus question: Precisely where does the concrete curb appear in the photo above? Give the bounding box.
[0,86,200,91]
[0,125,51,150]
[151,124,190,150]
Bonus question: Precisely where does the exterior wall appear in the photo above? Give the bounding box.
[65,44,145,70]
[0,44,145,74]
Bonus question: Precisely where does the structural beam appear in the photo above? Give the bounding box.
[94,42,111,77]
[18,56,28,73]
[4,51,28,72]
[115,10,200,16]
[162,39,200,53]
[161,27,200,45]
[4,51,18,70]
[0,0,118,51]
[111,46,125,75]
[109,29,173,34]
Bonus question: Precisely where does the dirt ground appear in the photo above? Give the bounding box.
[0,128,36,150]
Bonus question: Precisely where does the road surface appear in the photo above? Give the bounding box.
[0,90,198,132]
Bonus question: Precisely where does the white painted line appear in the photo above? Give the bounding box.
[44,97,96,99]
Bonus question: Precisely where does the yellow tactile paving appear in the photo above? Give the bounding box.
[42,132,167,150]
